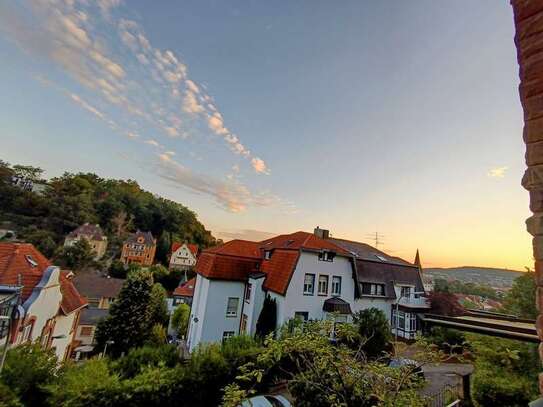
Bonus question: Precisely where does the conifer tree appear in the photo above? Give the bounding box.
[255,294,277,338]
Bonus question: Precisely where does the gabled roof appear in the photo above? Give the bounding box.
[60,272,87,315]
[327,237,411,265]
[125,230,155,245]
[206,239,262,258]
[197,252,261,281]
[173,277,196,297]
[67,223,106,241]
[261,249,300,295]
[261,231,350,255]
[79,307,108,326]
[171,242,198,256]
[73,272,124,299]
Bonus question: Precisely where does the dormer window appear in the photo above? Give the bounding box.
[264,250,272,260]
[318,251,335,262]
[25,255,38,267]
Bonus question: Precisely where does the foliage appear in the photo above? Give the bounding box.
[351,308,393,359]
[0,382,22,407]
[147,324,168,346]
[471,366,536,407]
[18,227,58,258]
[501,271,537,319]
[255,294,277,338]
[112,345,179,379]
[223,320,437,407]
[427,291,464,316]
[95,270,161,356]
[0,344,58,407]
[108,259,127,279]
[154,268,190,292]
[426,327,466,354]
[433,278,501,300]
[53,239,96,271]
[148,283,170,328]
[171,303,191,338]
[0,160,217,263]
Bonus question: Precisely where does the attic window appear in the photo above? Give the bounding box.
[286,239,294,246]
[25,255,38,267]
[374,254,387,262]
[264,250,272,260]
[318,251,335,262]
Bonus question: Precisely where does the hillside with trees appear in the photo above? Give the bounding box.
[0,160,218,264]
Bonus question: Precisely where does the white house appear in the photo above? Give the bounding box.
[187,229,428,351]
[0,243,87,361]
[169,243,198,271]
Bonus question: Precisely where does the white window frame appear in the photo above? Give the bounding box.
[331,276,342,296]
[318,275,329,296]
[303,274,315,295]
[226,297,239,317]
[222,331,235,342]
[245,283,252,303]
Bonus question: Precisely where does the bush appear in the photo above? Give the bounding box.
[0,383,22,407]
[112,345,179,379]
[0,344,57,407]
[171,303,190,338]
[471,366,537,407]
[352,308,393,359]
[427,327,466,354]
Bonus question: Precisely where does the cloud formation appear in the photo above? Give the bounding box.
[488,166,508,178]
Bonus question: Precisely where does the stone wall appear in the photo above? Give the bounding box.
[511,0,543,394]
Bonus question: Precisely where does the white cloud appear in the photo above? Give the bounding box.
[251,157,269,174]
[145,139,160,147]
[69,93,104,119]
[488,166,508,178]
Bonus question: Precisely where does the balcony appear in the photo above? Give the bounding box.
[398,296,430,308]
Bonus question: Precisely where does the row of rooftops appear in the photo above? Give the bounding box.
[195,229,424,298]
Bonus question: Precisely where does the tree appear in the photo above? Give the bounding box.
[108,259,127,279]
[148,283,170,328]
[94,270,156,355]
[351,308,393,359]
[171,303,191,338]
[12,165,44,182]
[0,344,57,407]
[501,271,537,319]
[53,239,96,270]
[155,232,171,266]
[255,295,277,338]
[427,291,464,316]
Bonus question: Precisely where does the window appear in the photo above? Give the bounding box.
[331,276,342,296]
[318,275,329,295]
[87,298,100,308]
[264,250,272,260]
[409,313,417,332]
[25,255,38,267]
[361,283,385,296]
[393,310,406,330]
[80,326,94,336]
[245,283,252,303]
[294,312,309,322]
[400,286,412,299]
[226,297,239,317]
[240,314,248,334]
[303,274,315,295]
[318,251,336,262]
[222,331,235,342]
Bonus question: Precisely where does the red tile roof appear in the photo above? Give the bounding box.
[0,243,87,313]
[171,242,199,256]
[59,272,88,315]
[173,277,196,297]
[195,232,352,295]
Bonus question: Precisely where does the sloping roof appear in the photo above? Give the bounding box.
[173,277,196,297]
[327,237,412,265]
[67,223,106,241]
[356,260,424,299]
[171,242,199,256]
[59,272,87,315]
[197,252,261,281]
[206,239,262,258]
[125,230,155,245]
[79,307,109,326]
[261,249,300,295]
[0,243,52,301]
[261,231,350,255]
[73,272,124,299]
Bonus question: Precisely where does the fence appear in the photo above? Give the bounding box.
[426,383,462,407]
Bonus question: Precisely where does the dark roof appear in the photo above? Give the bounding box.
[73,272,124,299]
[67,223,106,241]
[60,272,88,314]
[125,230,155,245]
[79,307,109,326]
[327,237,412,265]
[323,297,352,314]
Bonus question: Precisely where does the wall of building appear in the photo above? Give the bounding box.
[244,276,266,335]
[169,245,197,269]
[352,297,394,320]
[53,311,77,360]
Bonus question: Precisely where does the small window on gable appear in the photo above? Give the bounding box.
[25,255,38,267]
[264,250,272,260]
[226,297,239,317]
[318,251,335,262]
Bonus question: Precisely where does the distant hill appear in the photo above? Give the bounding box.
[424,266,524,288]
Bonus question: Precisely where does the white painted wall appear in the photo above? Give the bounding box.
[352,297,394,321]
[278,252,356,325]
[244,276,266,335]
[170,244,197,269]
[53,312,77,360]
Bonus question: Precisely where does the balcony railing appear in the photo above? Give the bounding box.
[398,296,430,308]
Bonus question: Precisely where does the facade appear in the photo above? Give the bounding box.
[64,223,108,259]
[167,277,196,337]
[120,231,156,266]
[72,272,124,358]
[0,243,87,361]
[188,229,428,351]
[169,242,198,271]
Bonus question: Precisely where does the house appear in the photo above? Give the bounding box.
[187,228,428,351]
[169,242,198,271]
[120,231,156,266]
[173,277,196,306]
[0,243,87,361]
[72,272,124,358]
[64,223,108,259]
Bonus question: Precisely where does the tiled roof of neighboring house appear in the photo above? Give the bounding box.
[125,230,155,245]
[206,239,262,258]
[73,272,124,299]
[0,243,52,301]
[79,307,109,326]
[59,272,88,315]
[171,242,199,256]
[0,243,87,313]
[261,231,351,256]
[197,252,261,281]
[67,223,106,241]
[173,277,196,297]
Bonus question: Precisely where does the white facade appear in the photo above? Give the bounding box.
[169,244,197,270]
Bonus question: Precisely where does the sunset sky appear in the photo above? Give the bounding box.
[0,1,531,270]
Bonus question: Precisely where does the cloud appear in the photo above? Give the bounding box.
[488,166,508,178]
[69,93,104,119]
[218,229,277,242]
[251,157,269,174]
[145,139,160,147]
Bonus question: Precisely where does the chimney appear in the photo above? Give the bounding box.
[314,226,330,239]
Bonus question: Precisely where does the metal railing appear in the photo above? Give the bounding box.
[426,383,462,407]
[398,296,430,307]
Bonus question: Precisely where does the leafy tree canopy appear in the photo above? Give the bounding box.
[501,271,537,319]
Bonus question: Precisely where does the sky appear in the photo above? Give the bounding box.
[0,0,531,270]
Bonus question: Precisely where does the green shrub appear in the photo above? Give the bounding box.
[427,327,467,354]
[352,308,393,359]
[112,345,179,379]
[0,383,22,407]
[471,366,537,407]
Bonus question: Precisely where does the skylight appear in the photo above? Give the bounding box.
[25,255,38,267]
[374,254,387,262]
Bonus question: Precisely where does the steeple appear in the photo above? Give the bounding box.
[414,249,421,268]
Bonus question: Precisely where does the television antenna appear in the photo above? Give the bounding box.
[366,232,385,249]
